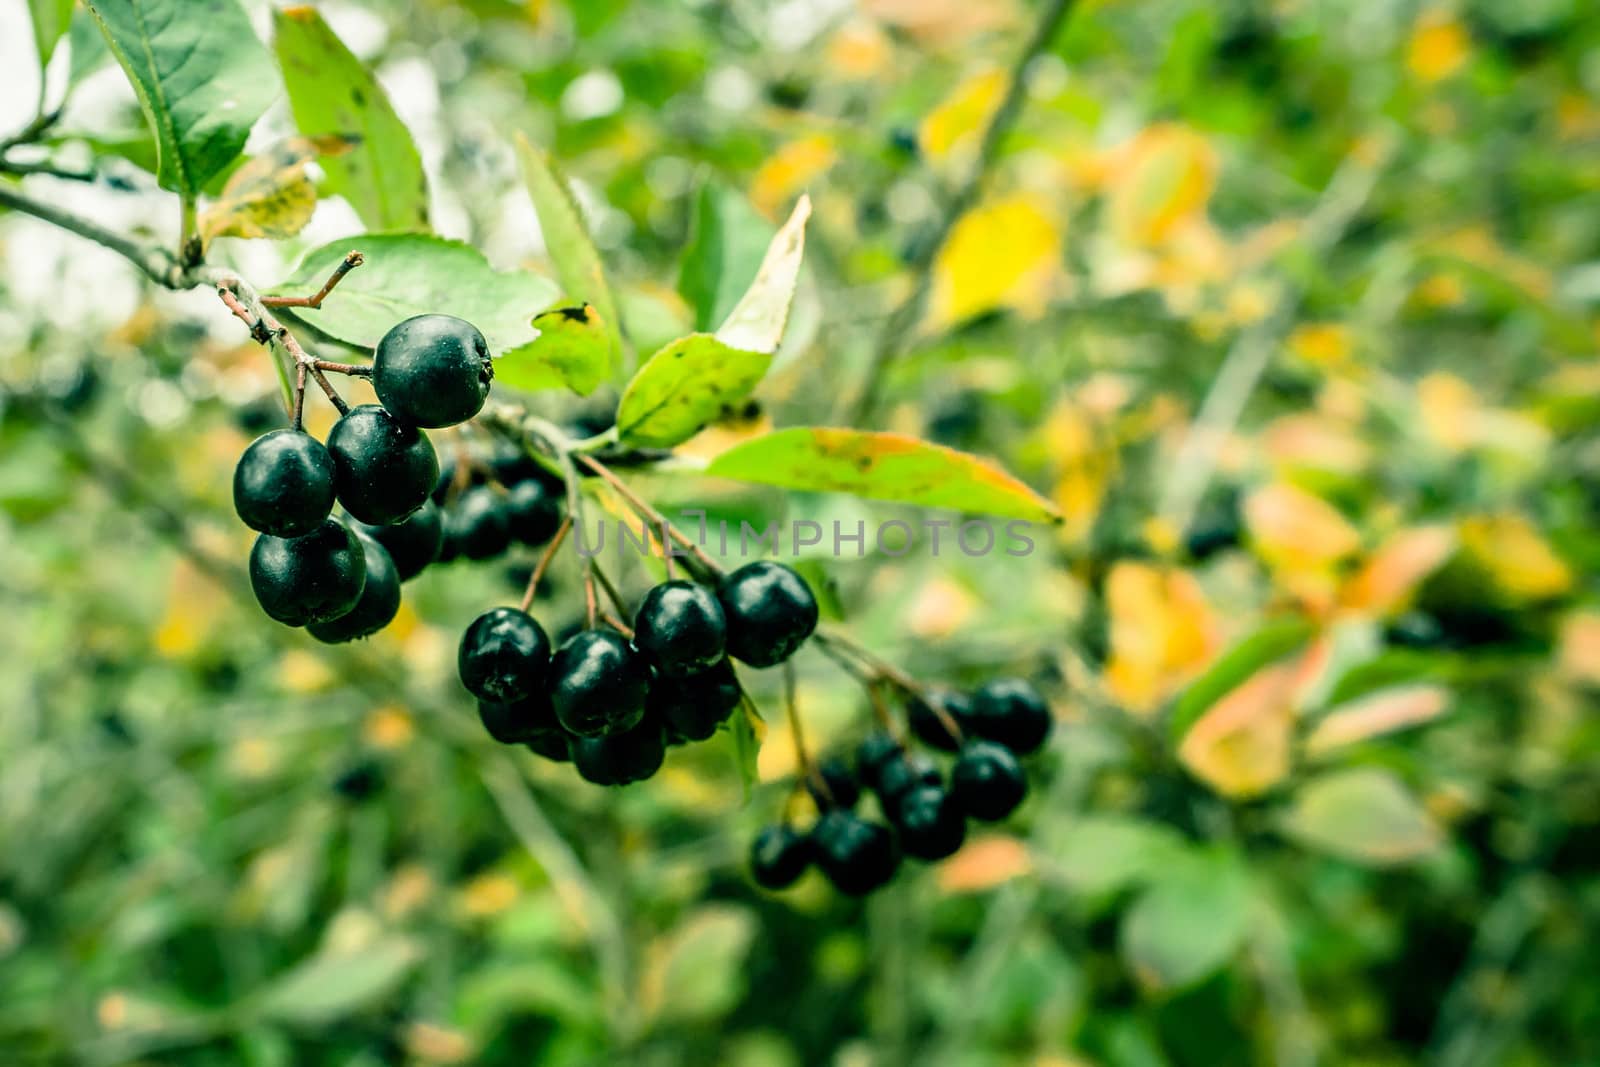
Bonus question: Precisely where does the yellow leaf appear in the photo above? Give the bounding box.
[918,69,1005,163]
[153,558,230,658]
[1105,124,1218,246]
[1287,322,1353,370]
[364,705,416,750]
[750,134,837,216]
[1043,400,1115,543]
[1342,525,1457,616]
[863,0,1017,48]
[1244,483,1361,571]
[457,873,520,918]
[903,576,976,640]
[1178,658,1299,798]
[1407,11,1471,83]
[1263,413,1372,477]
[403,1022,475,1064]
[827,20,892,79]
[1104,562,1221,714]
[278,648,337,693]
[1557,612,1600,686]
[1460,513,1573,601]
[1305,684,1450,757]
[937,834,1032,893]
[198,136,344,246]
[929,193,1059,327]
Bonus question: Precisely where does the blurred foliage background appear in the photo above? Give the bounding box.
[3,0,1600,1064]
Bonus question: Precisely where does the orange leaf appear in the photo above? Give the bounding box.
[1177,658,1299,798]
[1305,684,1450,757]
[937,835,1032,893]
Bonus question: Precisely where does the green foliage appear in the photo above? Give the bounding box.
[272,6,429,232]
[706,428,1063,522]
[678,182,775,332]
[497,305,612,395]
[617,335,770,448]
[25,0,73,70]
[270,235,558,353]
[86,0,277,198]
[515,136,624,376]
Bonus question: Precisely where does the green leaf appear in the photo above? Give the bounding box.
[254,936,420,1026]
[515,135,623,375]
[715,195,811,354]
[86,0,278,198]
[272,6,428,232]
[1279,768,1443,866]
[705,428,1061,523]
[497,305,611,396]
[268,234,558,354]
[67,9,113,86]
[678,181,775,332]
[616,335,770,449]
[729,696,761,804]
[1046,816,1191,898]
[1120,849,1251,994]
[1168,618,1316,743]
[643,907,755,1025]
[27,0,74,70]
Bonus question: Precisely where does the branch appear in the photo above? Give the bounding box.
[1156,137,1392,536]
[841,0,1079,425]
[0,181,192,287]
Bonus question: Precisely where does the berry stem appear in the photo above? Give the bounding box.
[518,515,572,612]
[599,611,635,639]
[260,250,365,309]
[583,569,598,628]
[312,359,372,377]
[811,635,902,737]
[215,275,350,421]
[590,562,631,620]
[574,453,723,577]
[783,659,834,807]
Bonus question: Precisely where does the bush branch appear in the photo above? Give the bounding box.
[841,0,1078,425]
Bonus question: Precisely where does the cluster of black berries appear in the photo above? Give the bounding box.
[458,561,820,782]
[235,314,492,640]
[429,445,564,565]
[750,678,1051,896]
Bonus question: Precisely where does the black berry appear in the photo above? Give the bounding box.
[504,479,562,546]
[550,629,649,737]
[372,314,493,428]
[811,810,899,896]
[524,727,573,762]
[233,429,336,537]
[907,688,974,752]
[750,825,813,889]
[856,732,904,788]
[356,500,442,582]
[874,752,941,803]
[951,740,1027,821]
[633,580,727,677]
[646,658,741,742]
[893,786,966,860]
[431,455,460,505]
[458,607,552,703]
[446,486,511,561]
[571,718,665,785]
[970,678,1051,755]
[308,535,402,643]
[332,760,384,802]
[477,690,559,744]
[249,519,366,626]
[808,756,860,810]
[717,561,818,667]
[326,404,438,525]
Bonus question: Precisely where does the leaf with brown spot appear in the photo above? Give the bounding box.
[616,334,771,449]
[497,305,611,396]
[198,137,340,247]
[704,428,1060,522]
[273,6,428,231]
